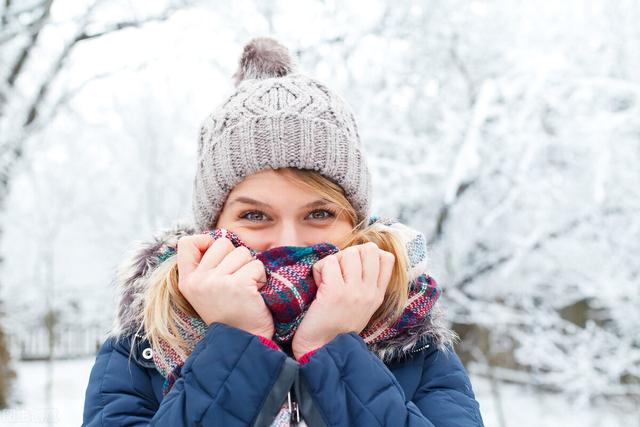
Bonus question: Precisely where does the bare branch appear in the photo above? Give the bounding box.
[74,12,176,43]
[0,1,188,208]
[449,32,477,108]
[23,4,182,128]
[453,206,629,291]
[39,61,152,129]
[5,0,52,88]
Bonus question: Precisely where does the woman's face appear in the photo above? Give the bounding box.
[215,169,354,252]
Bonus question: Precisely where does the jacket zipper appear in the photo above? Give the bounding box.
[287,389,301,424]
[410,343,430,353]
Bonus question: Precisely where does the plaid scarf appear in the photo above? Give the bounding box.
[152,217,440,397]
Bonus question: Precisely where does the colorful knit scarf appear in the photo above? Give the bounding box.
[152,217,441,397]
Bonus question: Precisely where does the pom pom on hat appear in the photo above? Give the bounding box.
[232,37,295,87]
[194,36,372,231]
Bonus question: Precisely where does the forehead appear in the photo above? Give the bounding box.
[233,169,301,191]
[228,170,323,205]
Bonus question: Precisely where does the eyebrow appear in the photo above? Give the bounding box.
[228,196,332,209]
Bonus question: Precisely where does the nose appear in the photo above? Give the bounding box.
[270,221,304,248]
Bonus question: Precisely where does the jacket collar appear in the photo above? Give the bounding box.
[109,222,456,364]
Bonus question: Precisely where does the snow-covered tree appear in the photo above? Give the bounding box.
[1,0,638,412]
[0,0,192,408]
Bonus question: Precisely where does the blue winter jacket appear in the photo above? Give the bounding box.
[82,223,484,426]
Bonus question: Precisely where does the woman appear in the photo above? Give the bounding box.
[82,37,484,426]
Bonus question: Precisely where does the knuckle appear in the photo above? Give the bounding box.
[251,258,264,270]
[218,237,234,250]
[177,235,191,249]
[382,250,395,262]
[235,246,252,259]
[364,242,378,251]
[343,246,358,255]
[243,260,260,275]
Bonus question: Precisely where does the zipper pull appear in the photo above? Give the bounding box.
[288,390,301,423]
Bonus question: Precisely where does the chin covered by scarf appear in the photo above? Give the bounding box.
[153,216,440,395]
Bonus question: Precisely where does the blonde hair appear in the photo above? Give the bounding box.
[142,168,409,355]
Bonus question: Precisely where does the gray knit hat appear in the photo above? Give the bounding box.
[192,37,372,231]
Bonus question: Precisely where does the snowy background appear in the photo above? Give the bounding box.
[0,0,639,425]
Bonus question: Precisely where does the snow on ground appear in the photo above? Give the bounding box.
[471,375,639,427]
[0,358,638,426]
[0,358,94,426]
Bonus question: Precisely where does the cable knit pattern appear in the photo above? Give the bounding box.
[192,38,372,231]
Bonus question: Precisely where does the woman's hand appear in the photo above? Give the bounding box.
[291,242,395,359]
[176,234,275,339]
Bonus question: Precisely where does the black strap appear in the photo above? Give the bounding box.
[293,369,328,427]
[253,357,298,427]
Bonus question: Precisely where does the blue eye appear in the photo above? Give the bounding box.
[239,209,336,222]
[240,211,267,222]
[307,209,336,220]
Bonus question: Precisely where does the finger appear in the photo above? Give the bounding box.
[233,259,267,286]
[216,246,255,275]
[312,258,324,287]
[177,234,214,276]
[377,250,395,292]
[317,255,345,288]
[197,237,236,271]
[339,247,362,285]
[311,250,342,283]
[360,243,380,287]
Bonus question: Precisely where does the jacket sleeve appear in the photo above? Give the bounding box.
[412,340,484,426]
[297,332,484,426]
[82,323,295,427]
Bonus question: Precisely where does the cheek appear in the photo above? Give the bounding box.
[321,221,354,246]
[216,215,264,250]
[231,231,269,252]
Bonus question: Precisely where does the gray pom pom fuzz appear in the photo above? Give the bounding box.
[232,37,295,86]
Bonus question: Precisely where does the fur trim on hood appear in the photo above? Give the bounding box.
[109,223,456,364]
